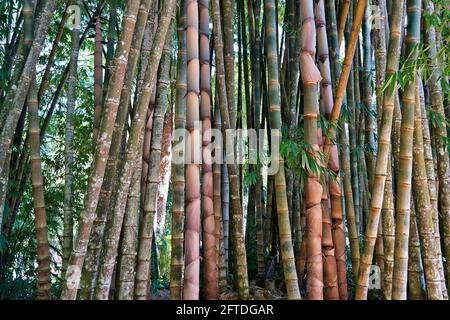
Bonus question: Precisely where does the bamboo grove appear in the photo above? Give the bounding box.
[0,0,449,301]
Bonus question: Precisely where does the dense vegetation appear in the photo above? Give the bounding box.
[0,0,449,300]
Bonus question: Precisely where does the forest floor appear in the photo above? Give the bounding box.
[150,283,286,300]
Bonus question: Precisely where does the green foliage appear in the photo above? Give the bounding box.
[0,0,95,298]
[280,123,336,190]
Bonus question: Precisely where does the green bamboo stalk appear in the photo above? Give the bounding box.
[424,0,450,291]
[0,0,57,237]
[62,0,81,285]
[170,0,187,300]
[183,0,202,300]
[222,0,236,128]
[412,73,444,300]
[212,0,249,298]
[391,0,421,300]
[355,0,404,300]
[408,199,426,300]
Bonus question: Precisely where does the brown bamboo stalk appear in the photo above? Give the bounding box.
[183,0,202,300]
[28,73,51,300]
[0,0,57,233]
[336,0,350,49]
[92,10,103,150]
[199,0,218,300]
[299,0,323,300]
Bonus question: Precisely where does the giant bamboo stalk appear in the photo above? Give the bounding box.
[141,0,159,221]
[325,0,360,283]
[299,0,323,300]
[220,161,229,293]
[0,0,57,234]
[337,0,350,49]
[62,0,81,284]
[156,113,173,236]
[92,9,103,151]
[355,0,404,300]
[28,74,51,299]
[322,0,366,164]
[94,4,175,299]
[4,15,100,235]
[170,0,187,300]
[130,30,175,300]
[183,0,202,300]
[212,0,249,299]
[424,0,450,289]
[61,0,142,300]
[38,1,71,100]
[79,0,154,299]
[315,0,347,300]
[117,158,141,300]
[213,106,224,293]
[412,87,443,300]
[103,0,118,93]
[407,80,428,300]
[382,156,395,299]
[391,0,421,300]
[264,0,301,300]
[420,79,447,298]
[248,0,266,286]
[362,2,375,186]
[222,0,236,128]
[24,0,51,300]
[373,0,395,301]
[408,199,426,300]
[199,0,218,300]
